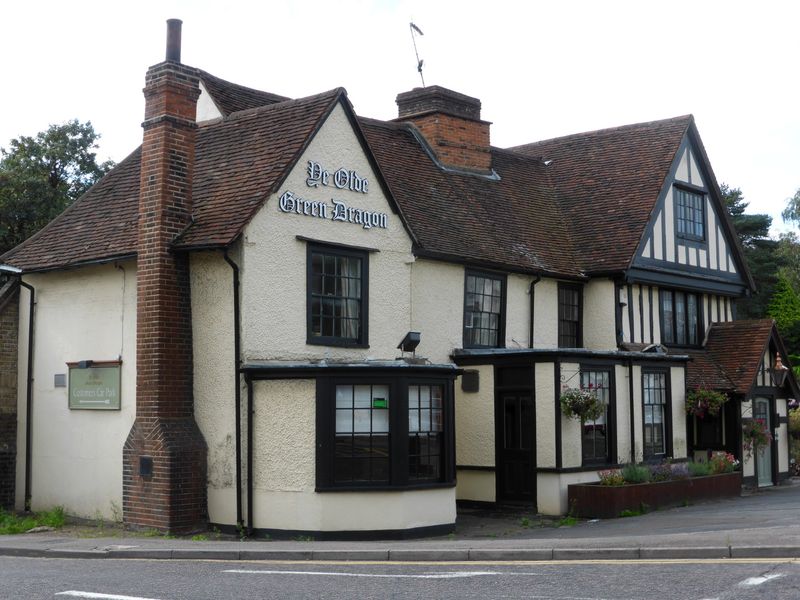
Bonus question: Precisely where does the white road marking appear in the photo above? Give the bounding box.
[739,573,784,586]
[225,569,499,579]
[55,592,163,600]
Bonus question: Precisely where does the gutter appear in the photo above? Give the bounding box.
[222,251,244,533]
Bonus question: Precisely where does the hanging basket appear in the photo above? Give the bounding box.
[560,388,604,422]
[686,388,728,419]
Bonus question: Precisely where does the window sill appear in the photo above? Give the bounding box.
[307,338,370,349]
[315,481,456,493]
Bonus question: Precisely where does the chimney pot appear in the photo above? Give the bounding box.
[166,19,182,63]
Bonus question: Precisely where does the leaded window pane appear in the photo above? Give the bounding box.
[464,272,503,348]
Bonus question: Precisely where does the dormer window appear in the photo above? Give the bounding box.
[675,187,705,241]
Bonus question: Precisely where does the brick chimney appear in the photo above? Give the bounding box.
[396,85,492,172]
[123,19,207,533]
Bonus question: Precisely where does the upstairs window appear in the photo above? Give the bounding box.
[558,283,582,348]
[307,245,368,347]
[463,270,505,348]
[676,188,705,241]
[660,289,701,346]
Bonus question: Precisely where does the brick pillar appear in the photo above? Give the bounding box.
[0,280,19,510]
[123,21,207,533]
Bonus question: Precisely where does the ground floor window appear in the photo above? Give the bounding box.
[643,370,670,459]
[317,373,455,490]
[580,369,612,464]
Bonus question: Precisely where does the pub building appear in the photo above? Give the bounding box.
[0,20,797,537]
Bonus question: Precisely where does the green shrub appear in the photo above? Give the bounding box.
[688,461,711,477]
[621,463,650,484]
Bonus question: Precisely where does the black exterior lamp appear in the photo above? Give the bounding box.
[772,353,790,388]
[398,331,421,355]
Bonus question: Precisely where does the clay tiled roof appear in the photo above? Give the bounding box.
[198,70,289,116]
[1,148,141,271]
[685,349,735,392]
[2,89,344,269]
[360,119,582,277]
[702,319,775,394]
[176,88,344,248]
[510,116,692,275]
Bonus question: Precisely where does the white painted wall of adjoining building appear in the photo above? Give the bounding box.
[538,471,600,516]
[190,251,237,525]
[740,399,755,478]
[410,259,463,363]
[533,279,558,349]
[670,366,688,459]
[240,102,415,363]
[777,398,789,473]
[614,364,632,464]
[455,364,495,468]
[15,262,137,519]
[535,362,556,468]
[196,81,223,123]
[583,279,616,350]
[456,470,495,503]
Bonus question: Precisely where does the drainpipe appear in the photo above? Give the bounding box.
[222,251,243,533]
[528,275,541,348]
[246,374,254,536]
[628,359,636,464]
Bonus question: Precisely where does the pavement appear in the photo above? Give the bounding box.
[3,481,800,562]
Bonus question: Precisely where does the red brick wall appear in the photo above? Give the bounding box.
[0,285,18,510]
[411,113,491,172]
[123,61,207,533]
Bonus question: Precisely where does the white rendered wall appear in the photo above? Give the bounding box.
[535,362,556,468]
[559,362,582,469]
[240,103,415,363]
[16,262,136,519]
[250,379,455,531]
[455,364,496,502]
[533,279,559,348]
[538,471,602,516]
[190,251,237,526]
[410,260,464,363]
[670,366,688,459]
[582,279,617,350]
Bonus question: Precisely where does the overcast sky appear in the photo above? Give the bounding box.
[3,0,798,236]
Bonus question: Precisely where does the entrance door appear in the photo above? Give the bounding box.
[496,391,535,501]
[753,397,773,487]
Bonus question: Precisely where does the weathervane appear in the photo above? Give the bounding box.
[409,22,425,87]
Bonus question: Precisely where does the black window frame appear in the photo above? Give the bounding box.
[642,368,672,461]
[306,243,369,348]
[558,283,583,348]
[579,366,615,466]
[659,289,702,347]
[675,186,706,242]
[316,374,456,491]
[463,269,507,349]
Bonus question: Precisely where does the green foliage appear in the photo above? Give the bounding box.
[782,187,800,227]
[720,183,781,321]
[560,387,604,421]
[621,463,650,484]
[789,408,800,433]
[768,274,800,331]
[685,388,729,418]
[0,506,65,534]
[688,461,711,477]
[0,120,114,254]
[556,516,578,527]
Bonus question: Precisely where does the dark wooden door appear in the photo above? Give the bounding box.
[496,391,535,502]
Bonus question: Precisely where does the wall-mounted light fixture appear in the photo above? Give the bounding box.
[772,353,790,388]
[397,331,421,355]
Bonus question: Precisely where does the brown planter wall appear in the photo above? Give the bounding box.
[568,471,742,519]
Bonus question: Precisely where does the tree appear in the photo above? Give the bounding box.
[0,120,114,255]
[783,188,800,227]
[720,183,779,320]
[767,274,800,332]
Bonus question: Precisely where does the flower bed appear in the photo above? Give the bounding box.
[567,470,742,519]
